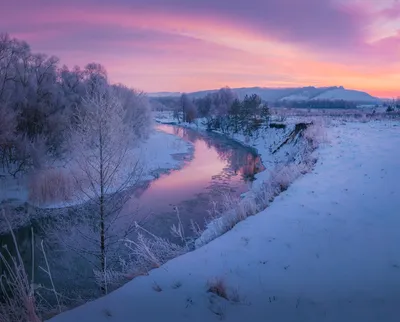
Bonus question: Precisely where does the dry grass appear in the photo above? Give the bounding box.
[0,209,63,322]
[269,163,309,191]
[152,281,162,292]
[171,281,182,289]
[207,277,228,300]
[28,168,75,206]
[229,287,243,304]
[0,210,41,322]
[121,222,188,278]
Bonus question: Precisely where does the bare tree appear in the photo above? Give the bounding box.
[50,85,144,293]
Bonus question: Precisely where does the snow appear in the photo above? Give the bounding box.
[48,120,400,321]
[279,93,311,101]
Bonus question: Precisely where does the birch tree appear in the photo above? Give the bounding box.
[51,84,143,293]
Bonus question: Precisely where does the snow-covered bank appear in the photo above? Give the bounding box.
[0,126,193,232]
[138,126,194,180]
[155,112,311,187]
[156,113,319,246]
[49,121,400,321]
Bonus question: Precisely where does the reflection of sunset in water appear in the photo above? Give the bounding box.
[130,124,263,235]
[136,125,262,210]
[138,138,226,206]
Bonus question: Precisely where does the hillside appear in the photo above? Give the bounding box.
[310,87,379,102]
[150,86,380,103]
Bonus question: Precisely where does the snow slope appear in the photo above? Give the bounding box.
[312,87,379,102]
[48,120,400,321]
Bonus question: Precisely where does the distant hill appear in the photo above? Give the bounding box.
[148,91,181,98]
[310,87,379,102]
[150,86,380,103]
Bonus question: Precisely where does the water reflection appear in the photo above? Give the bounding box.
[133,125,264,238]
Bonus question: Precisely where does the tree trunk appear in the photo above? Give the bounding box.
[99,128,106,294]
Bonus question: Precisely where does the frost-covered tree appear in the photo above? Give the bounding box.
[228,98,242,133]
[112,84,152,139]
[51,85,143,293]
[0,34,151,178]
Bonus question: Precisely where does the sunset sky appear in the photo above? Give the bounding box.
[1,0,399,97]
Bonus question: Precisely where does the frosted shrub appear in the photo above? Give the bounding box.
[93,268,124,294]
[269,163,308,191]
[254,180,280,210]
[28,168,75,206]
[122,225,187,275]
[196,194,258,247]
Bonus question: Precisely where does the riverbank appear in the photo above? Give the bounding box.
[155,113,321,246]
[49,120,400,322]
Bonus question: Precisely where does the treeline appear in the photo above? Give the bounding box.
[0,33,151,177]
[384,98,400,112]
[274,99,359,109]
[169,87,270,136]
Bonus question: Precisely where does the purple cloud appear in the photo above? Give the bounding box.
[2,0,368,50]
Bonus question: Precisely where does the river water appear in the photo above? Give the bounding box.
[0,124,264,303]
[133,124,264,238]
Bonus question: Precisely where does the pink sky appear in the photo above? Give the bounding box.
[1,0,399,97]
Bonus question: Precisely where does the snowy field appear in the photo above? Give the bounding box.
[48,120,400,321]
